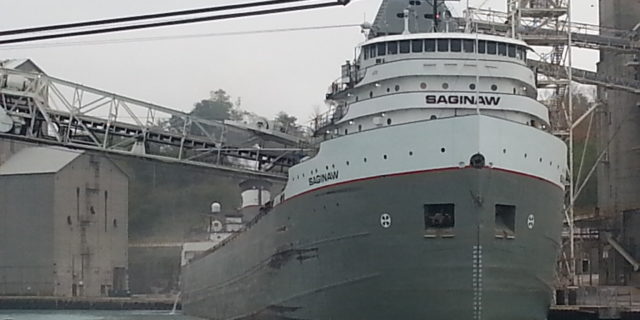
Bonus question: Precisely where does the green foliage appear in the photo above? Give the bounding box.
[274,112,298,132]
[162,89,239,137]
[191,89,234,121]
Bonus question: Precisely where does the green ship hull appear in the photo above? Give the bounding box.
[182,167,562,320]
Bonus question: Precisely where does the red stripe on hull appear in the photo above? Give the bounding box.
[280,166,562,206]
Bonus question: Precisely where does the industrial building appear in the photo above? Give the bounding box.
[596,0,640,287]
[0,147,129,297]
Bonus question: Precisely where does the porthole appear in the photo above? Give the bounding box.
[364,158,367,163]
[355,96,359,101]
[430,115,437,120]
[383,155,388,160]
[395,85,400,92]
[539,158,543,163]
[549,161,553,166]
[491,84,498,91]
[503,149,507,154]
[369,91,373,98]
[420,82,427,89]
[386,88,390,93]
[524,153,527,158]
[303,173,305,177]
[326,165,329,170]
[315,169,318,173]
[409,151,414,156]
[344,129,348,135]
[469,83,476,90]
[332,164,335,168]
[346,161,350,166]
[442,83,449,89]
[441,148,446,153]
[386,118,392,125]
[358,124,362,132]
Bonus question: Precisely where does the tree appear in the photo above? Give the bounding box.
[273,111,299,134]
[161,89,237,138]
[191,89,234,121]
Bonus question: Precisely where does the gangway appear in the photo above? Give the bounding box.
[0,66,307,179]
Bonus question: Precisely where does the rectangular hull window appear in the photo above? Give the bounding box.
[424,204,455,238]
[495,204,516,239]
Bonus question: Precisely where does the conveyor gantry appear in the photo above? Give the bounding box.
[529,60,640,94]
[459,8,640,54]
[0,67,306,179]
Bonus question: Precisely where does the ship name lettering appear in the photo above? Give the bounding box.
[308,171,340,186]
[425,95,501,106]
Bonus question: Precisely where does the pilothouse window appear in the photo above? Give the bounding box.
[437,39,449,52]
[487,41,497,55]
[399,40,411,54]
[387,41,398,55]
[412,39,423,52]
[463,39,475,53]
[478,40,486,54]
[425,39,436,52]
[498,42,507,56]
[450,39,462,52]
[508,44,516,58]
[377,43,387,56]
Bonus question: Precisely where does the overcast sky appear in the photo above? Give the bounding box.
[1,0,599,125]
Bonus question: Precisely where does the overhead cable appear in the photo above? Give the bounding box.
[0,1,350,45]
[0,0,316,37]
[0,24,361,50]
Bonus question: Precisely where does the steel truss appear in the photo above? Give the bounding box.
[0,67,306,179]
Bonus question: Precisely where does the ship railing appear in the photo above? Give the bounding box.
[325,64,366,99]
[310,103,348,133]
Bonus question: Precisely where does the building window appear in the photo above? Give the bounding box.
[387,41,398,54]
[437,39,449,52]
[425,39,436,52]
[495,204,516,238]
[412,39,423,52]
[424,204,455,237]
[450,39,462,52]
[487,41,497,55]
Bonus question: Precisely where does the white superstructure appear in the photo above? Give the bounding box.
[275,31,567,203]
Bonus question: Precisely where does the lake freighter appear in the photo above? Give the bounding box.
[181,0,567,319]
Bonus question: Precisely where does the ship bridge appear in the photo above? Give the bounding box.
[319,28,549,140]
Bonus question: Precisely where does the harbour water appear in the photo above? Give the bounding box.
[0,310,202,320]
